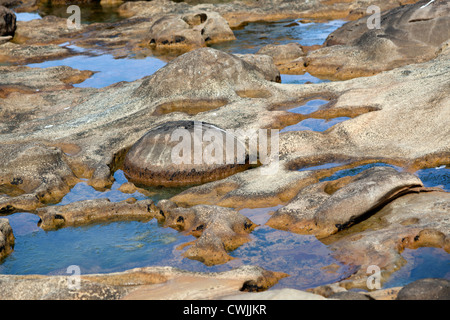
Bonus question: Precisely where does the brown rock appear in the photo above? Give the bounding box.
[36,198,158,230]
[157,200,256,266]
[267,166,424,238]
[0,218,14,260]
[305,0,450,79]
[123,120,250,187]
[0,6,15,37]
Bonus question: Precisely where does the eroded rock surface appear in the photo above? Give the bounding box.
[0,218,14,260]
[36,198,158,230]
[0,265,287,300]
[157,199,256,265]
[305,0,450,79]
[0,5,15,37]
[123,120,250,187]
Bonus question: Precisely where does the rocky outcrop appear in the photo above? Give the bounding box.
[0,66,94,98]
[266,166,426,238]
[123,120,250,187]
[396,278,450,300]
[0,218,14,260]
[323,191,450,289]
[36,198,158,230]
[157,200,256,265]
[0,143,79,207]
[147,11,235,51]
[0,265,287,300]
[0,5,15,37]
[256,43,307,74]
[305,0,450,79]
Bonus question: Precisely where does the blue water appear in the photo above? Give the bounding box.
[320,162,401,181]
[415,166,450,192]
[281,117,351,133]
[281,73,329,85]
[28,46,167,88]
[211,19,346,54]
[383,247,450,288]
[15,12,42,22]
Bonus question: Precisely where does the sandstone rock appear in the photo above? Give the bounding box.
[325,192,450,289]
[0,66,94,98]
[257,43,305,64]
[123,120,250,187]
[221,288,327,300]
[329,291,371,300]
[36,198,158,230]
[0,5,15,37]
[396,278,450,300]
[0,143,78,205]
[267,166,425,238]
[0,218,14,260]
[157,199,256,265]
[0,41,71,64]
[0,265,286,300]
[134,47,281,103]
[305,0,450,79]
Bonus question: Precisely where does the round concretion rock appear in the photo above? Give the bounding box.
[123,120,250,187]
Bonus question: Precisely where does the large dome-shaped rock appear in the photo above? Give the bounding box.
[0,6,15,37]
[305,0,450,79]
[123,120,250,187]
[133,47,280,103]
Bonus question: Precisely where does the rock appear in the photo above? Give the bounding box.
[221,288,327,300]
[233,53,281,83]
[0,265,286,300]
[305,0,450,79]
[0,143,78,205]
[157,199,256,265]
[123,120,250,187]
[148,11,234,51]
[0,6,15,37]
[325,191,450,289]
[0,194,41,214]
[0,41,71,64]
[267,166,425,238]
[0,218,14,260]
[396,278,450,300]
[134,47,281,103]
[257,43,305,64]
[0,66,94,98]
[36,198,158,230]
[329,291,372,300]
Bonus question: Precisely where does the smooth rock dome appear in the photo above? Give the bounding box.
[123,120,250,187]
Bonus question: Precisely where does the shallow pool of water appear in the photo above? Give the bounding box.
[211,19,346,54]
[281,117,351,133]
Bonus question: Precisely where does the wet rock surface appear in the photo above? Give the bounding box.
[157,199,256,265]
[36,198,158,230]
[0,0,448,299]
[0,218,14,260]
[0,5,15,37]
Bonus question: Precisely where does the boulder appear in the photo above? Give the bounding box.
[396,278,450,300]
[134,47,281,102]
[0,6,15,37]
[147,11,235,51]
[0,218,14,260]
[123,120,250,187]
[267,166,425,238]
[305,0,450,79]
[157,199,256,265]
[36,198,158,230]
[0,143,78,205]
